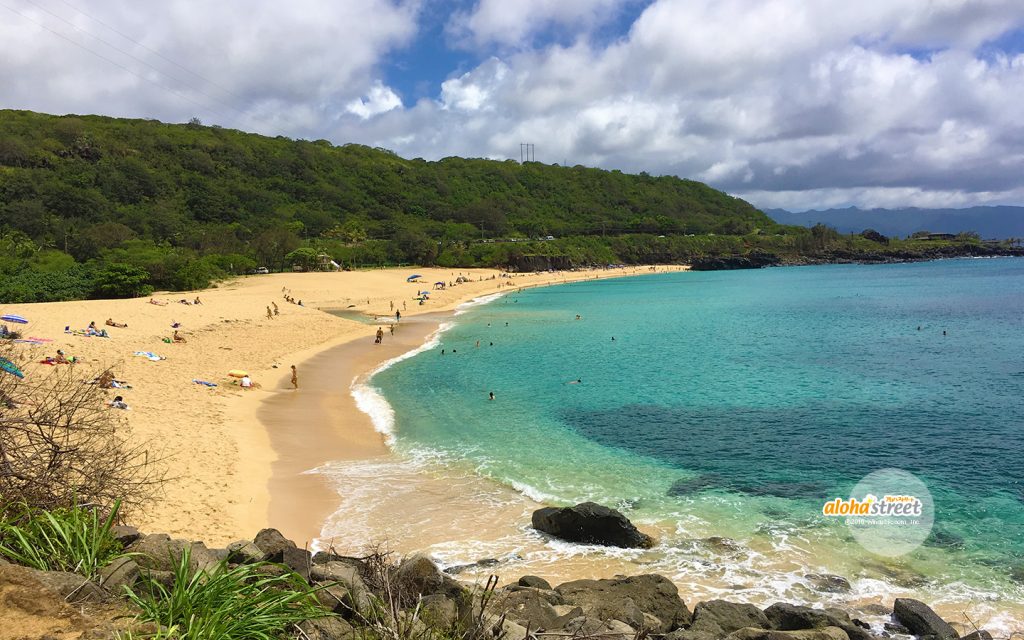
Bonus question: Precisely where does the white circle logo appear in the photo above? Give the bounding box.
[822,468,934,557]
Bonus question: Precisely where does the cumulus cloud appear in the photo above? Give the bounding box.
[339,0,1024,210]
[347,82,403,119]
[2,0,1023,210]
[0,0,416,135]
[448,0,631,49]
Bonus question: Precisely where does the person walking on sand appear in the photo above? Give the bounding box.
[266,306,273,320]
[290,365,298,390]
[272,302,279,316]
[389,324,395,336]
[375,327,384,344]
[403,301,407,311]
[390,300,394,311]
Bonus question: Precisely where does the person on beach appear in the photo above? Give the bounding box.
[389,324,395,336]
[395,310,401,323]
[106,318,127,328]
[290,365,298,390]
[194,297,202,305]
[403,301,407,311]
[390,301,394,311]
[272,302,279,316]
[97,369,115,389]
[266,306,273,320]
[173,330,186,343]
[109,395,129,410]
[54,349,69,364]
[375,327,384,344]
[240,375,253,389]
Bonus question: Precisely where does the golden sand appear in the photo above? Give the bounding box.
[2,266,684,545]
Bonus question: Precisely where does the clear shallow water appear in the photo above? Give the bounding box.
[348,259,1024,625]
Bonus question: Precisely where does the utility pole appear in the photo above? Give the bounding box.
[519,143,534,163]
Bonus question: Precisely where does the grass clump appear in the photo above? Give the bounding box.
[0,498,125,578]
[124,546,327,640]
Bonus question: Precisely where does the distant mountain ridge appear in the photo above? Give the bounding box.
[765,206,1024,239]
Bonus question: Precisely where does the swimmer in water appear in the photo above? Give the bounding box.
[489,391,495,401]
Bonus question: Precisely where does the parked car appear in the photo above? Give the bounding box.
[254,266,270,274]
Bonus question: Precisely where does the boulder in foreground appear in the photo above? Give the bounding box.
[532,502,655,549]
[892,598,958,640]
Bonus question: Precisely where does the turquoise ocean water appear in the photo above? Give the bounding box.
[343,258,1024,625]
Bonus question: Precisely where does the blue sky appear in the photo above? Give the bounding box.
[2,0,1024,211]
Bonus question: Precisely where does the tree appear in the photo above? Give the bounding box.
[860,229,889,244]
[252,227,301,270]
[394,229,437,265]
[90,262,152,298]
[284,247,319,271]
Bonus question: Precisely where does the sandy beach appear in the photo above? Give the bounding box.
[1,265,684,546]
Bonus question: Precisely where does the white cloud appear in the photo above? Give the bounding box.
[448,0,630,48]
[2,0,1024,210]
[347,82,403,119]
[0,0,417,134]
[338,0,1024,210]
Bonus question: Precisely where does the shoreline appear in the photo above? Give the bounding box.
[253,266,688,547]
[251,263,1024,637]
[1,265,682,547]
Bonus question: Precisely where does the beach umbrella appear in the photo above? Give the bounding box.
[406,274,422,282]
[227,369,248,378]
[0,314,28,324]
[0,357,24,379]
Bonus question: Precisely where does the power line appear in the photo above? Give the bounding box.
[55,0,245,104]
[3,0,238,122]
[21,0,243,120]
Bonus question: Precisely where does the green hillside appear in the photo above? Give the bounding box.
[0,110,1009,302]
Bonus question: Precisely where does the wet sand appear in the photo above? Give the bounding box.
[260,314,443,547]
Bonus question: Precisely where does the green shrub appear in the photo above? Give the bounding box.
[125,547,327,640]
[90,262,153,298]
[0,499,125,578]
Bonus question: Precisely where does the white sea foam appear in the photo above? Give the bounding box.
[454,291,506,315]
[349,320,455,443]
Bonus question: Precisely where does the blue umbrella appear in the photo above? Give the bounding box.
[0,357,24,379]
[0,314,28,324]
[406,274,422,282]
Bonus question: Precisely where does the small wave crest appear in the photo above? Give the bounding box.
[349,320,455,444]
[455,291,506,315]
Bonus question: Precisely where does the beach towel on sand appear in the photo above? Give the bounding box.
[192,379,217,387]
[133,351,165,361]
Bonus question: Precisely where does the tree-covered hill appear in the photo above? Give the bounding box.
[0,109,1015,302]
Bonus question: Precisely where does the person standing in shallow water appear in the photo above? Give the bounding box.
[395,310,401,323]
[290,365,298,390]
